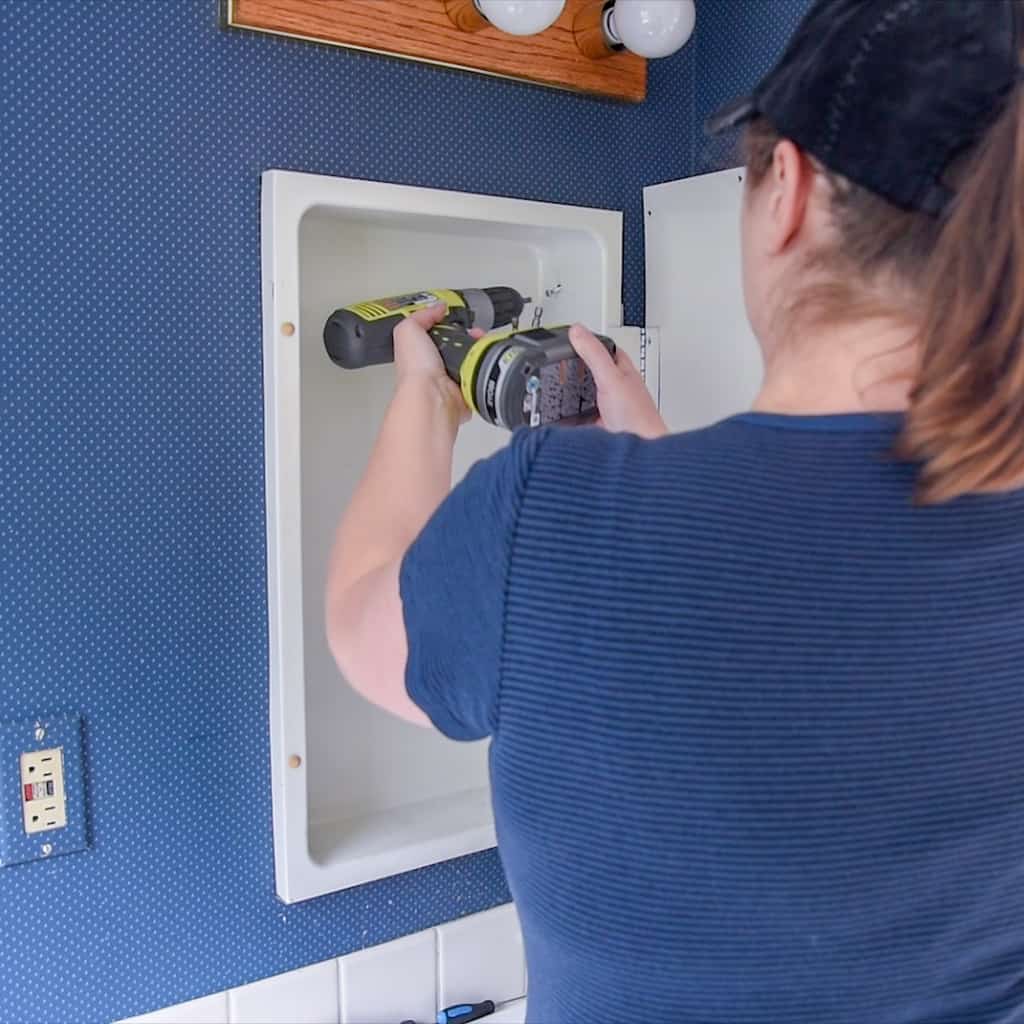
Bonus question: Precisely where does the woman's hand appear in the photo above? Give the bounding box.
[569,324,669,439]
[393,303,472,426]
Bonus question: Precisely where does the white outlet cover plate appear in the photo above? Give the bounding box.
[0,714,87,867]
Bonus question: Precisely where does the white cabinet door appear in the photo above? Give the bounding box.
[643,168,764,432]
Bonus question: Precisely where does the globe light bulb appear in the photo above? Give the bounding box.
[475,0,566,36]
[607,0,696,58]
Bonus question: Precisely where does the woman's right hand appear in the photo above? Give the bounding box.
[569,324,668,439]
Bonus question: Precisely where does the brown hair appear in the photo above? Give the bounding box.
[743,80,1024,504]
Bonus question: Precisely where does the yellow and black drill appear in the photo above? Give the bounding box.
[323,287,615,430]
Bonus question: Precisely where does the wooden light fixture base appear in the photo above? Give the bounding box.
[226,0,646,102]
[573,0,616,60]
[444,0,489,33]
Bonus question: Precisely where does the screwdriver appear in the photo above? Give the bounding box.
[399,1000,497,1024]
[437,1004,496,1024]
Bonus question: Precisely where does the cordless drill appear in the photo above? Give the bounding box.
[324,287,526,369]
[323,287,615,430]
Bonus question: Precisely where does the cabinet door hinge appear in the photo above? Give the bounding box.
[640,326,661,408]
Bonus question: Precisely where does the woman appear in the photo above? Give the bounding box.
[327,0,1024,1019]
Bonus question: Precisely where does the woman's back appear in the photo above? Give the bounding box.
[405,418,1024,1021]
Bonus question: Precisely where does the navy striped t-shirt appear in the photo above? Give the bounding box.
[400,413,1024,1023]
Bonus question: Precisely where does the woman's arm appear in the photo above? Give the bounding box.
[326,312,666,727]
[325,304,468,725]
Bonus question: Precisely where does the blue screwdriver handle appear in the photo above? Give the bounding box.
[436,1000,496,1024]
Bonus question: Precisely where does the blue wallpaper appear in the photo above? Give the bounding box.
[695,0,812,173]
[0,1,805,1021]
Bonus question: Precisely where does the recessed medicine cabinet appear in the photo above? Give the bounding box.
[261,168,759,901]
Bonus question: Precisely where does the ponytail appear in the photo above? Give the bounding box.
[897,85,1024,502]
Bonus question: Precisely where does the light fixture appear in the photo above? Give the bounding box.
[445,0,566,36]
[575,0,695,60]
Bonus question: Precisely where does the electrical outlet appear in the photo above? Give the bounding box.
[20,748,67,834]
[0,715,87,867]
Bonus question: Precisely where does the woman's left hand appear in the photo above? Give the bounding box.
[569,324,668,439]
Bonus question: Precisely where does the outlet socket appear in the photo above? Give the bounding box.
[21,748,67,834]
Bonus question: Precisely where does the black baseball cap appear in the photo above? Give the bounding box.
[707,0,1022,216]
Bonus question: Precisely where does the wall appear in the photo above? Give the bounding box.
[0,3,691,1021]
[695,0,812,173]
[0,2,807,1021]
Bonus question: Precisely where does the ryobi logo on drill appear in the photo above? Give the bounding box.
[347,290,462,320]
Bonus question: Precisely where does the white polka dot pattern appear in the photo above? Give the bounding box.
[0,1,801,1020]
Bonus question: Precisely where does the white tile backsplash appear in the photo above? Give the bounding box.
[120,992,229,1024]
[119,902,525,1024]
[437,904,526,1009]
[227,960,339,1024]
[339,929,436,1024]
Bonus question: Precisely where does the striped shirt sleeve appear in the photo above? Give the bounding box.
[399,428,549,740]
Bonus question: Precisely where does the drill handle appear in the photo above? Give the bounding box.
[323,306,475,370]
[428,323,475,384]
